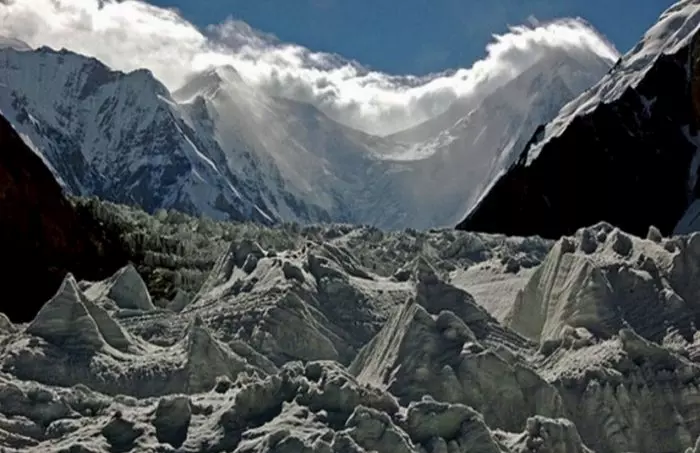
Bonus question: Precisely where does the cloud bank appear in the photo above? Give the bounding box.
[0,0,620,135]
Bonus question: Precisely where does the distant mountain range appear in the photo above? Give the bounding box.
[0,31,614,230]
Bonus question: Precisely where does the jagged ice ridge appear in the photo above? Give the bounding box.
[2,203,700,452]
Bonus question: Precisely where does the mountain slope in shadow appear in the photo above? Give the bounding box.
[0,112,131,322]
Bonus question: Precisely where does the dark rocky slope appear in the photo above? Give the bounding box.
[0,113,131,322]
[458,3,700,239]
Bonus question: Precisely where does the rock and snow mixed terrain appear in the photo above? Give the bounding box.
[3,202,700,452]
[0,26,613,230]
[7,2,700,453]
[459,1,700,239]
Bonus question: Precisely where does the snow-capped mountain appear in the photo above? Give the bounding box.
[0,46,314,224]
[0,34,612,229]
[459,1,700,238]
[384,49,614,228]
[172,65,408,224]
[0,44,412,225]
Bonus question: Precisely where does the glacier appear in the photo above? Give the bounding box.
[5,3,700,453]
[3,198,700,452]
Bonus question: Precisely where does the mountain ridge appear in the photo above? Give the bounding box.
[458,0,700,239]
[0,36,611,230]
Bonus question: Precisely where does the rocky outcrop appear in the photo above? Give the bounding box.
[0,113,131,322]
[189,238,400,366]
[181,316,265,393]
[458,3,700,238]
[500,223,700,453]
[506,416,593,453]
[9,282,267,397]
[152,395,192,447]
[542,330,700,453]
[101,413,144,453]
[402,398,504,452]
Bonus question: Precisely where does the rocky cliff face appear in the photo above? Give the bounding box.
[0,113,130,322]
[458,2,700,239]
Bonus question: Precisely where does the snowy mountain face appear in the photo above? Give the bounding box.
[0,47,343,225]
[0,37,611,229]
[459,1,700,238]
[384,49,614,228]
[173,66,408,225]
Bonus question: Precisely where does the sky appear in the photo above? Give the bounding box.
[0,0,675,135]
[149,0,675,75]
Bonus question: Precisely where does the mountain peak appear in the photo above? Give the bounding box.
[458,0,700,239]
[174,65,245,102]
[524,1,700,167]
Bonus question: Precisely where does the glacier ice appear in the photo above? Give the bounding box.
[3,205,700,452]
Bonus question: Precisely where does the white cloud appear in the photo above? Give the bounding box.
[0,0,620,135]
